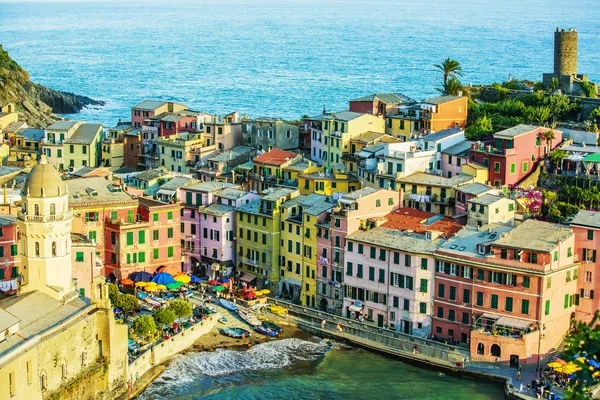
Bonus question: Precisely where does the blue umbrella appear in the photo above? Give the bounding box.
[113,308,122,314]
[219,278,230,283]
[190,275,202,283]
[152,272,175,285]
[129,271,152,282]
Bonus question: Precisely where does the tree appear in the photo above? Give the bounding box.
[525,106,552,124]
[153,308,176,327]
[131,315,157,342]
[119,294,138,314]
[167,299,192,319]
[465,115,494,140]
[108,283,120,306]
[436,77,464,96]
[434,58,463,85]
[561,311,600,399]
[590,107,600,123]
[549,149,567,170]
[541,129,557,155]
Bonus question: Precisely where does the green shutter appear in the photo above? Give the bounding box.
[11,244,17,256]
[186,192,192,204]
[505,297,513,312]
[420,279,428,293]
[127,253,131,264]
[0,268,4,280]
[421,258,428,270]
[153,213,159,222]
[168,246,173,257]
[491,294,498,309]
[167,211,173,220]
[564,294,569,309]
[153,248,159,260]
[127,232,134,246]
[477,292,484,306]
[521,299,529,314]
[11,267,18,278]
[545,300,550,315]
[128,210,134,223]
[139,230,145,244]
[139,251,145,263]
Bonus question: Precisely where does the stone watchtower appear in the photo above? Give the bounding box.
[554,28,578,77]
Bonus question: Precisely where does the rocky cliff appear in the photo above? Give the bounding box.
[0,45,104,127]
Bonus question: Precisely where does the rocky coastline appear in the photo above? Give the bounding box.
[0,45,104,127]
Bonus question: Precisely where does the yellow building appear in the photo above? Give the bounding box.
[157,131,214,174]
[343,132,400,173]
[42,120,103,171]
[0,103,19,136]
[8,128,44,167]
[236,187,298,291]
[320,111,385,168]
[385,104,424,140]
[461,162,489,184]
[101,124,136,167]
[279,194,334,307]
[398,172,476,215]
[298,163,360,196]
[0,158,127,400]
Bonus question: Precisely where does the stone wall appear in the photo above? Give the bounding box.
[127,314,218,384]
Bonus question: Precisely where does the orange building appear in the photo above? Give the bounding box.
[433,220,579,369]
[420,95,468,133]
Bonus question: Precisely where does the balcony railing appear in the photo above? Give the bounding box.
[241,257,259,266]
[18,210,73,222]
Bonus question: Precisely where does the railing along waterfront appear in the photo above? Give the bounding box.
[270,299,469,360]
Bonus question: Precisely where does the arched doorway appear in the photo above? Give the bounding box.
[280,282,289,299]
[319,297,329,311]
[477,343,484,355]
[490,344,501,358]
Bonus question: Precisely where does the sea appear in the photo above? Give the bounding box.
[1,0,600,127]
[137,338,505,400]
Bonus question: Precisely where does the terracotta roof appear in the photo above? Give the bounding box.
[252,148,298,166]
[381,207,463,238]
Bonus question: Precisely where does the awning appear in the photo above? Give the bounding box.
[239,273,257,283]
[349,304,364,312]
[496,316,531,330]
[480,313,500,320]
[157,189,176,196]
[357,151,372,158]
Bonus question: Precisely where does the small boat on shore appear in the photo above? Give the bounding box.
[222,327,251,338]
[255,325,278,337]
[238,309,261,327]
[262,321,282,334]
[218,298,237,311]
[218,316,228,324]
[269,305,287,315]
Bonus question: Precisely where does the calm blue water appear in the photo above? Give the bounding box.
[1,0,600,126]
[138,339,505,400]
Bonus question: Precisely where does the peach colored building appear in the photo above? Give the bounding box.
[570,210,600,324]
[433,220,579,370]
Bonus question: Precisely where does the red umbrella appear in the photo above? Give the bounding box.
[209,280,219,285]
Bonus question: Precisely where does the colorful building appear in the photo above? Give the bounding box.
[441,140,472,179]
[316,187,401,315]
[8,128,44,167]
[236,188,298,290]
[470,125,562,186]
[42,121,103,171]
[0,215,19,294]
[243,148,316,192]
[203,112,243,152]
[349,93,415,117]
[466,194,516,227]
[298,163,359,196]
[314,111,385,168]
[104,198,182,280]
[344,208,462,334]
[420,95,468,133]
[433,220,579,368]
[454,182,495,216]
[101,123,137,168]
[197,145,255,182]
[242,118,300,151]
[570,210,600,324]
[131,100,187,129]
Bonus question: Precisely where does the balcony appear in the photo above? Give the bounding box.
[41,138,64,146]
[18,210,73,223]
[241,257,259,267]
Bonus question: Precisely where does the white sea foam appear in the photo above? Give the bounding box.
[141,339,330,398]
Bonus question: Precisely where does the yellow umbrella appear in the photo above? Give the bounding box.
[260,289,271,294]
[561,363,582,374]
[174,275,191,284]
[146,281,158,286]
[145,286,158,292]
[156,284,167,290]
[548,362,564,369]
[136,281,148,287]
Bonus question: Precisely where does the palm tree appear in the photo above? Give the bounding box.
[436,77,464,96]
[541,129,556,155]
[434,58,464,85]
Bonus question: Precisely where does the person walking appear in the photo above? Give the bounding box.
[517,367,522,380]
[321,319,326,329]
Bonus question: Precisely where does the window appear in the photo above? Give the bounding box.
[378,269,385,283]
[522,161,528,172]
[358,244,363,254]
[375,199,381,207]
[510,163,516,174]
[348,242,354,252]
[368,267,375,281]
[370,247,376,259]
[505,297,513,312]
[588,229,594,240]
[448,310,455,321]
[419,279,428,293]
[476,291,484,306]
[477,269,484,281]
[139,231,145,244]
[545,300,550,315]
[168,246,174,257]
[420,258,428,270]
[519,299,530,315]
[167,211,173,220]
[494,162,500,173]
[404,254,411,267]
[568,247,573,257]
[76,252,84,262]
[346,262,353,276]
[153,213,159,222]
[437,306,444,319]
[11,244,17,256]
[153,248,159,259]
[168,228,174,238]
[449,286,456,301]
[126,232,134,246]
[536,136,541,146]
[438,283,445,298]
[357,264,363,278]
[491,294,498,309]
[153,230,159,241]
[547,277,552,289]
[564,293,570,309]
[463,289,471,304]
[419,302,426,314]
[522,276,530,288]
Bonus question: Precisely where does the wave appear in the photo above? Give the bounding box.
[140,339,332,398]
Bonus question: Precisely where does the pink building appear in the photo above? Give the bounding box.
[348,93,415,117]
[571,210,600,324]
[0,216,19,295]
[343,208,462,335]
[316,187,400,315]
[454,183,494,216]
[71,233,102,297]
[441,141,472,179]
[305,116,323,164]
[470,125,562,186]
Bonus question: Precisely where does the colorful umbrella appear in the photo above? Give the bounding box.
[260,289,271,294]
[166,281,185,290]
[156,284,167,290]
[135,281,149,287]
[190,275,202,283]
[209,280,219,285]
[219,278,230,283]
[548,362,564,368]
[152,272,175,285]
[120,279,135,285]
[129,271,153,282]
[145,286,158,292]
[174,275,191,284]
[214,285,225,291]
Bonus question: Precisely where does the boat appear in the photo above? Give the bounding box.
[222,327,251,338]
[205,305,217,314]
[255,325,278,337]
[238,309,261,327]
[218,298,237,311]
[218,316,228,324]
[269,305,287,315]
[261,321,282,334]
[140,303,157,311]
[144,297,161,307]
